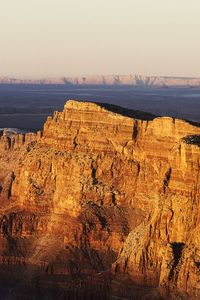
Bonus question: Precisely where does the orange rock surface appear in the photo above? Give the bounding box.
[0,100,200,299]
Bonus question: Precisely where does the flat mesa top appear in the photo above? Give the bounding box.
[64,99,136,120]
[64,100,104,112]
[63,100,200,127]
[64,99,158,121]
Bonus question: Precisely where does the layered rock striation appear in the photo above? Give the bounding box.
[0,100,200,299]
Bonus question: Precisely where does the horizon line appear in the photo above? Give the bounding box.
[1,73,200,81]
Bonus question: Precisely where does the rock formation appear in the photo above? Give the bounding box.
[0,100,199,299]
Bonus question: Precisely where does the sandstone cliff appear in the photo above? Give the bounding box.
[0,100,199,299]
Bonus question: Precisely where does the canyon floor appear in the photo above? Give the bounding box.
[0,100,200,299]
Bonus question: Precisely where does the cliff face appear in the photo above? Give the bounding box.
[0,100,200,299]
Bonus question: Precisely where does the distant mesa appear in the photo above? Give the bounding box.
[1,74,200,87]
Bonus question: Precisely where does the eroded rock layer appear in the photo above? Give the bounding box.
[0,100,200,299]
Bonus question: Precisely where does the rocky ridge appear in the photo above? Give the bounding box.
[0,100,200,299]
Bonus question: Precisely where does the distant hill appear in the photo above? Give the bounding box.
[1,74,200,87]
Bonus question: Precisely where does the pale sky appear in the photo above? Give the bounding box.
[0,0,200,78]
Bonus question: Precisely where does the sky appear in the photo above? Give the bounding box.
[0,0,200,78]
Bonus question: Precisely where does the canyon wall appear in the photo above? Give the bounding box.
[0,100,200,299]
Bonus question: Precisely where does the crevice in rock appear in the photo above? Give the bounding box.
[7,172,15,198]
[73,129,80,149]
[91,167,98,185]
[169,242,185,280]
[111,192,116,206]
[136,161,140,176]
[95,214,107,229]
[91,161,98,185]
[163,168,172,193]
[133,121,138,141]
[195,262,200,269]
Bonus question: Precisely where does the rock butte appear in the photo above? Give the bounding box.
[0,99,200,299]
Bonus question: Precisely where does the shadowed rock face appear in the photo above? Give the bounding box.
[0,100,200,299]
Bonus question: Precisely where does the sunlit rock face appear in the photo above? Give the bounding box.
[0,99,200,299]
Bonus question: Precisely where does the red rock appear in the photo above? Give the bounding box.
[0,100,200,299]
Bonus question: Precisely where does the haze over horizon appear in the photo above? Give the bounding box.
[1,0,200,78]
